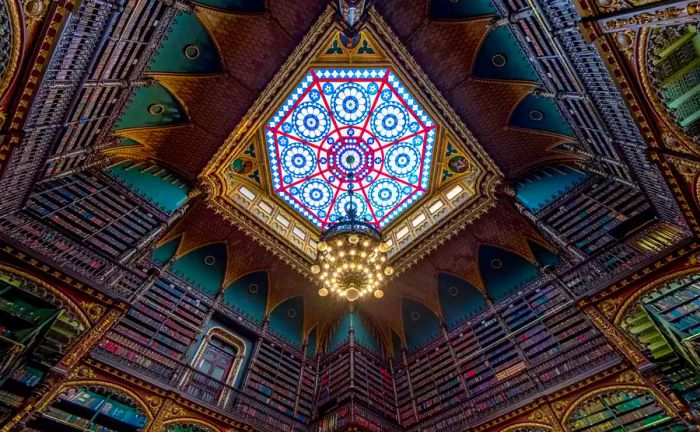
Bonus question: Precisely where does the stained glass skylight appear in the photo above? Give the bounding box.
[265,68,436,230]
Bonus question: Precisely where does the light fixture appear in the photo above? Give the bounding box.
[312,173,392,301]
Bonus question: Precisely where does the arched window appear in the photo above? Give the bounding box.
[0,268,88,423]
[620,272,700,415]
[30,384,149,431]
[567,388,684,432]
[646,24,700,142]
[183,328,246,406]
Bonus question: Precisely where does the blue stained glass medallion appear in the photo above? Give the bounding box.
[266,68,436,230]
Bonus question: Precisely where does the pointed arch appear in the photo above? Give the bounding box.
[402,298,441,352]
[268,296,304,348]
[564,386,680,431]
[113,83,187,131]
[501,425,552,432]
[327,312,352,354]
[194,0,265,13]
[42,380,153,427]
[473,26,538,83]
[0,265,90,330]
[170,242,227,296]
[106,160,190,213]
[527,240,560,268]
[509,94,573,137]
[514,164,587,212]
[222,271,268,325]
[149,11,222,74]
[428,0,496,20]
[151,235,182,265]
[306,327,317,358]
[163,419,220,432]
[391,329,403,359]
[438,273,486,330]
[478,245,540,302]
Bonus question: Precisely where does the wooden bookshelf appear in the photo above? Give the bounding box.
[27,172,164,261]
[29,387,147,432]
[568,389,685,432]
[539,179,652,256]
[244,337,312,421]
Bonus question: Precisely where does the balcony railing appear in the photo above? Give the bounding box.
[310,400,402,432]
[91,346,307,432]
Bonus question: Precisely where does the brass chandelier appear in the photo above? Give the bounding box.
[311,174,393,302]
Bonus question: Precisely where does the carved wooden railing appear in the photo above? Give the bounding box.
[91,345,307,432]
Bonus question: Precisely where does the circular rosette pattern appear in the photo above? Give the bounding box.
[386,144,420,178]
[282,144,316,178]
[333,192,369,221]
[368,179,402,210]
[370,102,409,142]
[331,83,370,126]
[292,102,331,142]
[300,179,333,210]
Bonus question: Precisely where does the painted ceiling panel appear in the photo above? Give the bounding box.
[473,26,538,82]
[429,0,496,20]
[113,84,187,131]
[515,165,587,212]
[269,296,305,348]
[528,241,560,268]
[151,237,180,265]
[170,243,227,297]
[438,273,486,330]
[149,12,222,74]
[402,298,441,353]
[222,271,268,325]
[478,245,540,302]
[194,0,264,13]
[510,94,574,137]
[106,160,190,213]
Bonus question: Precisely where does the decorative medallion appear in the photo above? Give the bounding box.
[266,68,436,229]
[201,7,501,275]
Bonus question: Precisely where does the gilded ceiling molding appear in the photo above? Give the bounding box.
[161,416,221,432]
[201,4,502,282]
[582,304,650,368]
[596,1,699,33]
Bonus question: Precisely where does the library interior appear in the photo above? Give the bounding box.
[2,0,700,431]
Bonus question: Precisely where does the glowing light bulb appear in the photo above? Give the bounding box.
[384,266,394,276]
[318,288,329,297]
[311,265,321,274]
[374,289,384,299]
[345,287,360,302]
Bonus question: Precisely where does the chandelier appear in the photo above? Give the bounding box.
[311,174,393,302]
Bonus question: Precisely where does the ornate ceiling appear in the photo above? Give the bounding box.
[2,0,649,350]
[94,0,595,347]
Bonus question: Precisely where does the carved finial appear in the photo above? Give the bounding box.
[336,0,368,37]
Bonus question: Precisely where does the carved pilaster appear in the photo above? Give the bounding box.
[56,308,122,373]
[583,304,650,369]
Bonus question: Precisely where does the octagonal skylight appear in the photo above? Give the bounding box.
[265,68,436,230]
